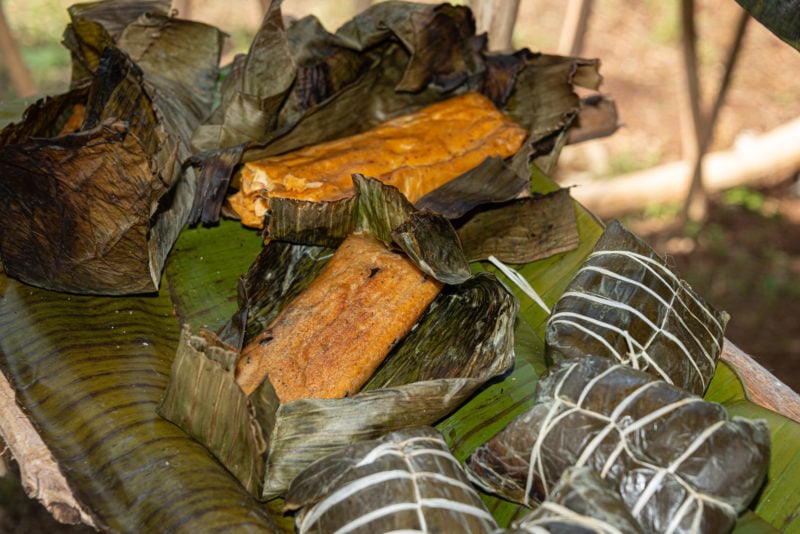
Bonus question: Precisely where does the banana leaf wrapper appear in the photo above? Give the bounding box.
[545,220,729,395]
[465,355,771,534]
[506,467,643,534]
[0,2,223,295]
[189,0,613,225]
[284,426,499,533]
[266,174,579,267]
[159,177,518,499]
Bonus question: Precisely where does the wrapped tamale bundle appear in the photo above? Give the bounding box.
[189,1,615,226]
[284,426,499,533]
[227,92,529,228]
[506,467,643,534]
[545,220,729,395]
[0,2,223,294]
[465,356,771,534]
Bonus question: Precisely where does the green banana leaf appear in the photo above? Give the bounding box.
[2,166,798,532]
[735,0,800,51]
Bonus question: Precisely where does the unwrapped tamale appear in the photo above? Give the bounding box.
[465,356,770,534]
[285,426,499,534]
[235,232,443,400]
[545,220,729,395]
[227,92,528,227]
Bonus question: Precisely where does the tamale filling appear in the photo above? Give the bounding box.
[228,92,528,227]
[235,233,443,401]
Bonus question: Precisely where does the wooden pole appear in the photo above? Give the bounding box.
[681,6,750,223]
[0,1,37,97]
[558,0,593,57]
[467,0,521,52]
[678,0,708,222]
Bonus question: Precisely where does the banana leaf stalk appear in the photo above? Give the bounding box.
[159,177,519,500]
[465,356,771,534]
[188,0,614,225]
[545,220,729,395]
[284,426,500,533]
[0,1,224,295]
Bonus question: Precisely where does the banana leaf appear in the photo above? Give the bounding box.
[736,0,800,51]
[464,355,771,533]
[188,0,608,225]
[0,2,223,295]
[158,176,519,500]
[284,426,500,533]
[545,219,729,396]
[0,4,797,533]
[2,174,799,532]
[506,467,643,534]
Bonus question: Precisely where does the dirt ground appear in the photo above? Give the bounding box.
[1,0,799,530]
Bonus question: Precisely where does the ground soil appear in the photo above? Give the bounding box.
[1,0,799,531]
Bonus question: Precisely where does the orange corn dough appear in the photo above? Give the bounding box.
[228,92,528,228]
[235,233,443,401]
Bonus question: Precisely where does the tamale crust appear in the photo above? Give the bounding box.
[235,232,443,401]
[229,92,528,227]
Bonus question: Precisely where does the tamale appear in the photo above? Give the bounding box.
[545,220,729,395]
[227,92,528,227]
[465,356,770,534]
[235,232,443,400]
[284,426,499,534]
[507,467,643,534]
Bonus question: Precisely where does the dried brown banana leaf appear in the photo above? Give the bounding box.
[189,1,612,225]
[0,3,223,294]
[455,189,579,264]
[507,467,643,534]
[284,426,499,534]
[465,356,771,534]
[545,220,729,395]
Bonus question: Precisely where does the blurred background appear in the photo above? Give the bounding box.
[1,0,799,530]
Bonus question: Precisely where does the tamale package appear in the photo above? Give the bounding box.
[284,426,499,533]
[507,467,643,534]
[545,220,729,395]
[159,178,519,500]
[465,356,771,533]
[188,0,616,228]
[0,1,223,294]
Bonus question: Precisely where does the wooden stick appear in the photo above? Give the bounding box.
[678,0,709,222]
[0,371,96,528]
[722,339,800,423]
[467,0,521,51]
[682,7,750,223]
[0,3,37,97]
[558,0,593,57]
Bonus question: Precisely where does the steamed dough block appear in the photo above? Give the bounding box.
[228,92,528,227]
[235,233,444,401]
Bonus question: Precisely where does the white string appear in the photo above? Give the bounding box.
[487,255,551,315]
